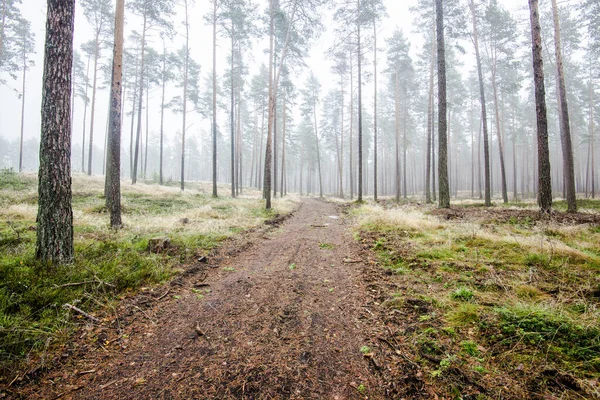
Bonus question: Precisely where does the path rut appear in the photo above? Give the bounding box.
[22,199,384,399]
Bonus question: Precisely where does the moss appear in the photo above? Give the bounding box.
[446,304,480,326]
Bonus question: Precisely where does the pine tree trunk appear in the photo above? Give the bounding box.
[395,71,400,202]
[280,89,287,198]
[590,75,596,199]
[105,0,124,228]
[230,25,235,198]
[212,0,218,197]
[529,0,552,212]
[314,102,323,198]
[491,70,509,204]
[425,31,435,203]
[469,0,491,206]
[264,0,274,208]
[551,0,577,212]
[82,54,91,173]
[349,49,354,200]
[132,12,147,185]
[372,0,378,202]
[181,0,189,191]
[339,74,345,198]
[87,38,100,176]
[436,0,450,208]
[37,0,75,263]
[357,0,363,202]
[18,51,26,172]
[159,42,166,185]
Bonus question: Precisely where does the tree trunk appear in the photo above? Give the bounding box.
[551,0,577,212]
[182,0,189,191]
[491,69,509,203]
[230,23,235,198]
[82,53,91,173]
[590,74,596,199]
[159,42,166,185]
[87,38,100,176]
[132,12,147,184]
[357,0,363,202]
[425,31,435,203]
[212,0,218,197]
[37,0,75,263]
[314,101,323,198]
[529,0,552,212]
[349,49,354,200]
[264,0,274,208]
[436,0,450,208]
[339,73,345,198]
[395,71,400,202]
[105,0,124,229]
[469,0,491,206]
[280,89,287,197]
[18,50,26,172]
[372,0,378,202]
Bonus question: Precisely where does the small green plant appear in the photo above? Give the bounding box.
[319,243,335,250]
[288,263,296,270]
[473,365,487,374]
[446,303,480,326]
[360,345,372,355]
[357,384,367,394]
[451,287,474,302]
[461,340,479,357]
[222,266,236,272]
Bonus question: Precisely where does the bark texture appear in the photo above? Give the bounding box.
[529,0,553,212]
[436,0,450,208]
[106,0,124,229]
[36,0,75,263]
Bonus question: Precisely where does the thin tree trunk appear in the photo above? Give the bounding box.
[132,12,147,184]
[551,0,577,211]
[37,0,75,263]
[425,31,435,203]
[159,41,166,185]
[82,53,91,173]
[230,23,235,198]
[529,0,552,212]
[314,101,323,198]
[469,0,491,206]
[18,50,26,172]
[349,49,354,200]
[144,80,149,179]
[372,0,378,202]
[87,38,100,176]
[357,0,363,202]
[395,71,400,202]
[106,0,124,228]
[339,73,345,198]
[212,0,218,197]
[280,89,286,198]
[436,0,450,208]
[181,0,189,191]
[491,69,508,203]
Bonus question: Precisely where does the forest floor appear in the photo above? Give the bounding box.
[2,172,600,399]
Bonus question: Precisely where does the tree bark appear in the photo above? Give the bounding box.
[395,70,400,202]
[159,41,166,185]
[372,0,378,202]
[314,99,323,198]
[230,22,235,198]
[551,0,576,212]
[357,0,363,202]
[425,31,435,204]
[105,0,124,229]
[469,0,491,206]
[529,0,552,212]
[212,0,218,197]
[132,12,147,184]
[436,0,450,208]
[181,0,190,191]
[87,37,100,176]
[18,48,26,172]
[82,53,91,173]
[37,0,75,263]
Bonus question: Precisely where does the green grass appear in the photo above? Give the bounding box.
[0,173,296,374]
[354,202,600,398]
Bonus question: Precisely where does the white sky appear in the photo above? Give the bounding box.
[0,0,528,151]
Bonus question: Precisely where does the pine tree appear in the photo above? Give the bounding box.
[36,0,75,263]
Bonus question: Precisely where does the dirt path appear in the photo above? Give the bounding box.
[20,199,385,399]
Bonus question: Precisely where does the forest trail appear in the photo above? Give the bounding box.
[23,198,385,399]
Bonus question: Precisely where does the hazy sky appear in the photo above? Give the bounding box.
[0,0,527,151]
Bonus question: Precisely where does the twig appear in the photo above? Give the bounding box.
[63,304,101,323]
[131,305,156,326]
[156,289,170,301]
[54,279,115,289]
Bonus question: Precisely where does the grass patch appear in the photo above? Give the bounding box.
[353,202,600,398]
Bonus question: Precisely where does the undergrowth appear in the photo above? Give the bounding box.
[355,202,600,399]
